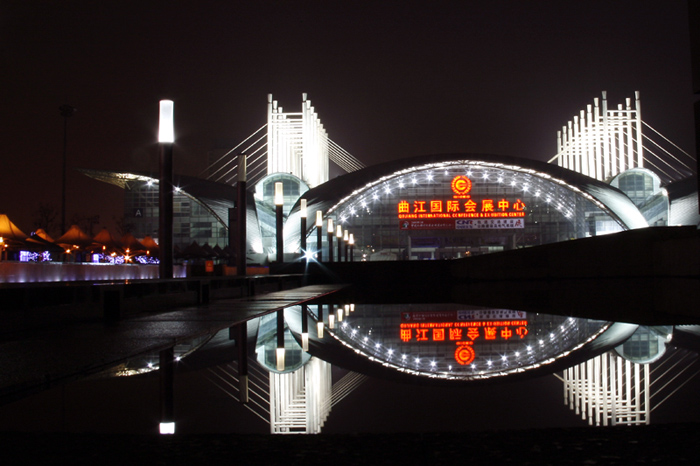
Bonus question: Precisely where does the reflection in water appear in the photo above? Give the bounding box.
[308,304,611,381]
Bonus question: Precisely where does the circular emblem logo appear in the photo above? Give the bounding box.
[451,175,472,195]
[454,345,476,365]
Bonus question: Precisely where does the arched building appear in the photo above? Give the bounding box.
[284,153,648,262]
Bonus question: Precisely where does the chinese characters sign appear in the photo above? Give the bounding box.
[399,310,529,366]
[397,176,526,227]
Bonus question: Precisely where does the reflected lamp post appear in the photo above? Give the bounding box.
[301,304,309,351]
[299,199,307,254]
[317,304,324,338]
[276,309,285,371]
[59,104,76,235]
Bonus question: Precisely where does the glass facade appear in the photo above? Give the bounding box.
[254,173,309,257]
[610,168,669,227]
[312,161,627,261]
[124,180,229,249]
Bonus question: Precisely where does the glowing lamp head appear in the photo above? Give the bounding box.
[274,182,284,206]
[317,321,324,338]
[300,199,307,218]
[316,211,323,227]
[159,422,175,435]
[327,218,333,232]
[336,225,342,238]
[276,348,285,371]
[349,234,354,245]
[343,230,349,242]
[158,100,174,143]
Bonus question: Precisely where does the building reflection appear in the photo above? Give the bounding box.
[114,303,695,434]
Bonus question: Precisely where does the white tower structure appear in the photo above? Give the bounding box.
[552,91,643,182]
[558,353,650,426]
[269,357,332,433]
[267,93,330,189]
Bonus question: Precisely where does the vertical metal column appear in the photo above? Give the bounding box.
[316,304,324,338]
[233,322,248,403]
[315,211,323,262]
[275,182,284,264]
[300,199,307,254]
[237,155,247,276]
[301,304,309,351]
[276,310,285,371]
[336,225,342,262]
[158,101,175,279]
[327,218,334,262]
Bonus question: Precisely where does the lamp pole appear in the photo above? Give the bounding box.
[274,182,284,263]
[59,104,76,235]
[336,225,343,262]
[327,218,334,262]
[158,100,175,279]
[236,154,247,276]
[315,211,323,262]
[349,233,355,262]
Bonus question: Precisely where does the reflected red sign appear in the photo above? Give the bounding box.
[399,313,529,366]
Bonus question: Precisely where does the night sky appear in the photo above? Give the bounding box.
[1,0,695,235]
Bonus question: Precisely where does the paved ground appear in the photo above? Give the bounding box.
[1,423,699,465]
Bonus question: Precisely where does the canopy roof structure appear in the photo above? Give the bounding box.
[0,213,28,246]
[55,225,95,249]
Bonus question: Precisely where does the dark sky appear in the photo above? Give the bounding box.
[1,0,695,234]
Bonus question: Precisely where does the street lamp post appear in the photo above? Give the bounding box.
[236,154,247,276]
[274,182,284,263]
[336,225,343,261]
[59,104,76,235]
[315,211,323,262]
[349,233,355,262]
[158,100,175,279]
[327,218,334,262]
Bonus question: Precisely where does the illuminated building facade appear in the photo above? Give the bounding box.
[285,153,648,261]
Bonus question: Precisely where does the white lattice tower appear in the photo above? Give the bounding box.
[558,352,650,426]
[552,91,644,182]
[269,357,332,434]
[267,93,329,188]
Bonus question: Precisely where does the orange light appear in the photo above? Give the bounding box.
[451,175,472,195]
[454,345,475,365]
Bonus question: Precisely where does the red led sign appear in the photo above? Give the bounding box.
[397,176,526,222]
